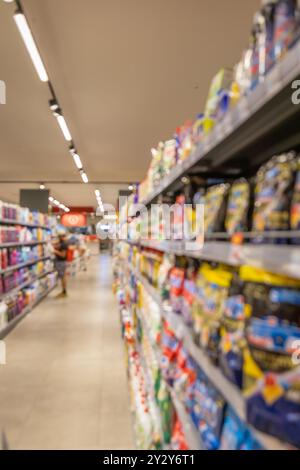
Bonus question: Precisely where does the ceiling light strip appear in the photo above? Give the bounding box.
[10,0,89,184]
[48,196,70,213]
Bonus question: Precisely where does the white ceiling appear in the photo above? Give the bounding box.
[0,0,260,208]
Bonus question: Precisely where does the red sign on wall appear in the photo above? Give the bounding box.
[61,213,87,227]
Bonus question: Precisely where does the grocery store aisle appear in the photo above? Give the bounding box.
[0,252,133,450]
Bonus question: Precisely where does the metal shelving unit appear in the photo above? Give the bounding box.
[0,281,57,340]
[0,241,48,249]
[0,218,51,230]
[124,239,300,280]
[0,256,51,276]
[129,265,292,451]
[141,40,300,205]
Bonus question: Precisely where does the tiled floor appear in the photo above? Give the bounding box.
[0,252,134,450]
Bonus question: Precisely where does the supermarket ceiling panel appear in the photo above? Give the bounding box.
[0,0,260,204]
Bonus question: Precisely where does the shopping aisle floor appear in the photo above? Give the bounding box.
[0,253,134,450]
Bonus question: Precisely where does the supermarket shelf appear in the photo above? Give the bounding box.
[0,256,52,275]
[142,41,300,205]
[0,218,51,230]
[0,270,55,302]
[130,265,291,451]
[0,241,48,249]
[168,387,204,451]
[123,272,203,451]
[0,282,57,340]
[125,239,300,280]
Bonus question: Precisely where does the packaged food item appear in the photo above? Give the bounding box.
[190,367,226,450]
[225,179,251,235]
[181,263,197,326]
[274,0,298,60]
[170,417,189,450]
[204,69,233,124]
[252,152,297,235]
[192,263,233,363]
[192,114,205,148]
[238,266,300,448]
[177,121,194,163]
[204,184,230,234]
[219,274,249,389]
[169,266,185,314]
[157,253,175,301]
[220,408,263,450]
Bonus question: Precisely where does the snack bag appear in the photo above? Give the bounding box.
[225,179,251,235]
[258,1,277,76]
[157,253,175,301]
[192,264,233,363]
[181,265,197,326]
[192,114,205,148]
[177,121,193,163]
[252,152,297,235]
[204,184,230,234]
[190,366,226,450]
[219,275,250,388]
[204,69,233,123]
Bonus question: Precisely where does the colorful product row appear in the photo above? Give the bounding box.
[0,259,54,296]
[0,226,51,244]
[0,245,48,271]
[117,241,300,449]
[0,271,57,330]
[0,200,51,228]
[123,152,300,242]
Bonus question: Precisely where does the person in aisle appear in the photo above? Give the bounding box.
[53,232,69,298]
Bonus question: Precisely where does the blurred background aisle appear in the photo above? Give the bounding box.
[0,252,133,450]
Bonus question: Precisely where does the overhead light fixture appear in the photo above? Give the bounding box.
[73,153,83,170]
[128,185,134,191]
[48,196,54,202]
[80,171,89,184]
[56,114,72,141]
[13,12,49,82]
[95,190,100,198]
[40,183,46,190]
[49,100,72,142]
[53,199,60,206]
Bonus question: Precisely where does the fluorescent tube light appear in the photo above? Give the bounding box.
[14,12,49,82]
[56,114,72,142]
[95,190,100,198]
[73,153,83,170]
[81,172,89,183]
[48,196,54,202]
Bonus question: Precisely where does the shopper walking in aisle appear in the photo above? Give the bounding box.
[53,232,69,298]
